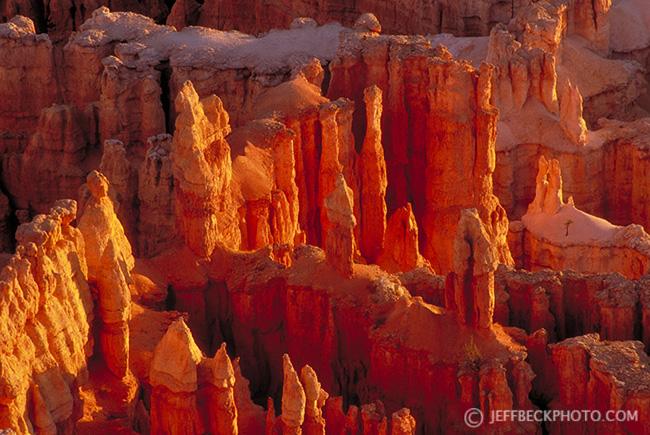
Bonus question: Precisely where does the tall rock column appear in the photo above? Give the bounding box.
[171,80,240,256]
[15,104,88,214]
[445,209,498,328]
[558,78,588,146]
[324,175,357,278]
[95,240,131,378]
[360,85,387,263]
[99,54,166,156]
[527,156,564,215]
[0,16,59,154]
[318,102,345,246]
[424,62,512,274]
[558,0,610,54]
[281,355,306,435]
[300,365,328,435]
[78,170,135,377]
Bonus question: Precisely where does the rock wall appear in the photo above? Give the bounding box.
[495,266,650,351]
[531,333,650,434]
[0,17,59,155]
[137,134,176,257]
[1,0,169,44]
[207,243,535,433]
[0,200,93,433]
[186,0,532,37]
[328,29,512,273]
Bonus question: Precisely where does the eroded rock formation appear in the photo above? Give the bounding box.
[77,171,134,380]
[446,209,498,328]
[515,157,650,279]
[324,174,356,278]
[1,1,650,434]
[377,204,430,274]
[0,200,92,433]
[359,85,387,263]
[137,134,176,257]
[171,80,239,256]
[536,333,650,434]
[328,29,513,274]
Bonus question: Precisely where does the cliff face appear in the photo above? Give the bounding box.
[532,333,650,434]
[0,16,59,155]
[182,0,532,37]
[12,105,89,214]
[207,242,534,433]
[328,30,512,273]
[3,0,545,46]
[137,134,176,257]
[495,266,650,354]
[0,200,93,433]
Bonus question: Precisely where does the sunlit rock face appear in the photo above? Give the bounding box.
[1,0,650,433]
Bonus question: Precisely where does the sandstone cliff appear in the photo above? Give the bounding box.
[532,333,650,434]
[208,243,535,433]
[0,200,93,433]
[328,29,513,274]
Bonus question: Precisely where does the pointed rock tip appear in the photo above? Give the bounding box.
[150,318,203,393]
[206,342,235,388]
[87,170,109,199]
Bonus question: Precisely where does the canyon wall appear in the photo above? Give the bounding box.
[328,28,512,273]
